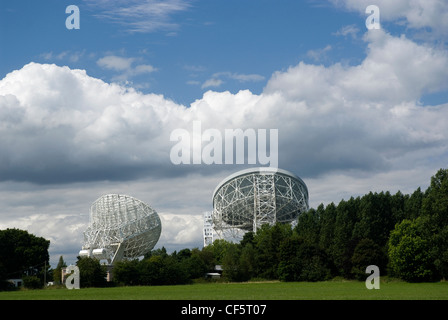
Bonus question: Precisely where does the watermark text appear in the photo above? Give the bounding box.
[66,5,80,30]
[170,121,278,169]
[365,265,380,289]
[65,265,80,289]
[366,5,380,30]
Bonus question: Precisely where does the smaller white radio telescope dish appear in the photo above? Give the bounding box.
[79,194,162,264]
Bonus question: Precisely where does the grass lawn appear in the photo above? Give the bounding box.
[0,280,447,300]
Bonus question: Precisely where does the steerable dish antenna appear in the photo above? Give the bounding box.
[79,194,161,264]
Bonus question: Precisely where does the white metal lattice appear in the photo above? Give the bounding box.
[211,168,309,242]
[80,194,161,264]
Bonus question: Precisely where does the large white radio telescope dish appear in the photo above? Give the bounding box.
[211,167,309,241]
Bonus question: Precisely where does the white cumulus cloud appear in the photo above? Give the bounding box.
[97,55,157,82]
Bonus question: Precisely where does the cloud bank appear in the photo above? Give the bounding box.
[0,30,446,185]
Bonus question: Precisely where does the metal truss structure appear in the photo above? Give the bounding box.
[80,194,161,264]
[211,168,309,242]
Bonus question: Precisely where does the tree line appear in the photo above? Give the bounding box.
[293,167,448,282]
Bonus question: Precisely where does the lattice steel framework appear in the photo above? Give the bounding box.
[80,194,161,264]
[211,168,309,241]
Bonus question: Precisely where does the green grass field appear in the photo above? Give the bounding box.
[0,280,447,300]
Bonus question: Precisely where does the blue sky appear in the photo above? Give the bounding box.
[3,0,440,106]
[0,0,447,265]
[1,0,374,105]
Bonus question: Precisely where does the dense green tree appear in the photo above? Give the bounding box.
[0,263,8,290]
[278,236,332,282]
[332,198,359,277]
[160,255,189,285]
[422,169,448,224]
[23,275,43,289]
[139,255,164,285]
[404,188,424,220]
[222,243,242,282]
[390,191,406,223]
[298,248,332,282]
[253,223,292,279]
[206,239,233,265]
[388,218,436,282]
[240,231,255,248]
[353,192,395,248]
[144,246,168,259]
[238,243,255,281]
[421,168,448,279]
[175,248,192,261]
[76,256,107,287]
[184,248,209,279]
[113,259,139,286]
[351,238,386,280]
[137,254,190,286]
[295,208,320,245]
[196,245,216,273]
[277,237,302,282]
[318,202,337,255]
[0,228,50,288]
[53,256,67,285]
[432,225,448,279]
